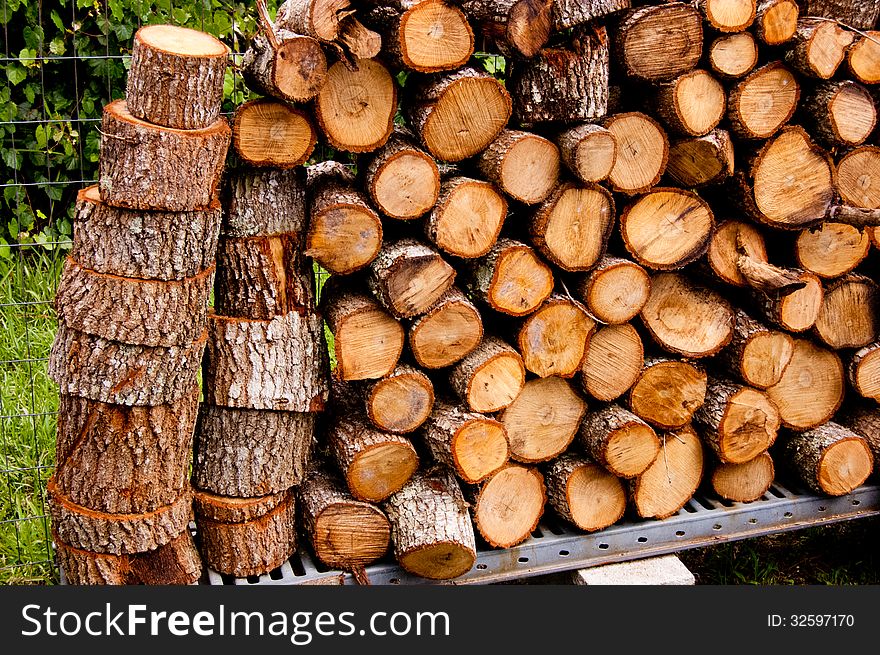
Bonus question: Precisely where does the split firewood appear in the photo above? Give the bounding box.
[666,129,735,187]
[620,188,714,270]
[500,377,587,463]
[223,166,307,238]
[801,80,877,148]
[192,406,315,497]
[306,161,383,275]
[708,32,759,79]
[467,464,546,548]
[233,99,317,168]
[697,0,756,32]
[752,269,823,332]
[577,256,651,325]
[457,0,553,58]
[726,62,799,141]
[382,466,476,580]
[579,404,660,478]
[693,377,781,464]
[835,146,880,211]
[628,357,708,430]
[408,287,483,369]
[651,69,726,137]
[299,468,391,571]
[556,123,618,184]
[319,278,405,381]
[736,254,809,297]
[848,341,880,400]
[754,0,799,46]
[420,400,509,484]
[615,3,704,82]
[275,0,352,42]
[363,128,440,220]
[193,488,297,578]
[795,223,870,279]
[780,422,873,496]
[48,323,206,407]
[709,452,775,503]
[54,389,198,515]
[716,309,795,389]
[813,274,879,349]
[424,176,507,259]
[125,24,228,129]
[847,32,880,85]
[516,294,596,378]
[765,338,845,430]
[477,129,561,205]
[327,416,420,502]
[364,363,435,434]
[543,454,626,532]
[800,0,880,30]
[603,112,669,195]
[836,403,880,461]
[465,238,554,317]
[785,17,855,80]
[529,182,615,272]
[630,425,704,519]
[98,100,230,211]
[72,186,220,281]
[367,239,456,319]
[450,336,526,413]
[704,220,767,288]
[510,25,610,124]
[580,323,644,402]
[406,66,512,162]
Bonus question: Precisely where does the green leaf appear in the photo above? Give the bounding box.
[6,64,26,86]
[0,237,10,260]
[3,149,22,170]
[49,37,66,56]
[108,0,124,21]
[24,84,36,104]
[35,125,47,149]
[50,10,64,32]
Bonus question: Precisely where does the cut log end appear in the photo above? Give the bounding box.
[631,426,704,520]
[450,419,509,485]
[848,32,880,85]
[740,330,795,390]
[553,458,627,532]
[755,0,799,46]
[369,241,456,319]
[629,360,708,430]
[409,289,483,370]
[710,452,775,503]
[814,276,879,350]
[473,466,545,548]
[700,385,781,464]
[657,69,726,137]
[850,344,880,400]
[817,439,873,496]
[580,323,644,402]
[427,177,506,259]
[836,146,880,211]
[400,2,475,72]
[466,351,525,414]
[702,0,757,32]
[347,442,420,504]
[709,32,759,78]
[368,368,434,434]
[233,99,316,168]
[399,542,475,580]
[605,113,669,195]
[796,223,870,279]
[311,503,390,570]
[581,258,651,325]
[496,135,560,205]
[766,339,844,430]
[728,63,799,140]
[667,130,735,188]
[618,4,704,82]
[518,295,595,379]
[486,245,555,317]
[370,151,440,220]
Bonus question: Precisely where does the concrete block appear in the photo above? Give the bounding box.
[571,554,695,585]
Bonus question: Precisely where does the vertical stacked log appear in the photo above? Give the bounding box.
[48,25,234,584]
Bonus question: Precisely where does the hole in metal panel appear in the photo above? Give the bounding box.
[288,555,307,577]
[784,511,793,518]
[268,567,283,580]
[637,536,648,543]
[681,503,696,513]
[712,524,722,531]
[748,518,757,524]
[852,500,860,506]
[559,550,569,557]
[598,543,609,550]
[390,578,400,584]
[518,557,529,563]
[476,563,487,570]
[718,497,734,508]
[544,520,565,536]
[221,573,236,585]
[768,486,786,498]
[246,575,260,584]
[312,557,330,573]
[818,506,826,512]
[675,530,685,537]
[531,528,543,538]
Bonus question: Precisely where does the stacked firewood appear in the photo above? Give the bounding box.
[46,25,232,584]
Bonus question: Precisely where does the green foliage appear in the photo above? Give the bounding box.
[0,0,278,255]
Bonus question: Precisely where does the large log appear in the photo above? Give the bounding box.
[408,287,483,369]
[363,128,440,220]
[232,99,317,168]
[499,377,587,463]
[72,186,221,281]
[516,294,596,379]
[835,146,880,211]
[192,405,315,497]
[457,0,553,58]
[628,357,707,430]
[708,32,759,79]
[364,363,435,434]
[848,342,880,400]
[813,274,879,350]
[615,3,704,82]
[847,32,880,85]
[710,452,775,503]
[780,422,873,496]
[836,404,880,462]
[202,311,329,412]
[666,129,735,188]
[99,100,230,211]
[556,123,617,184]
[651,69,726,137]
[801,80,877,148]
[716,309,795,390]
[449,336,526,413]
[543,454,626,532]
[577,256,651,325]
[630,425,704,519]
[579,404,660,478]
[726,62,799,141]
[754,0,799,45]
[753,269,823,332]
[125,24,228,129]
[367,239,456,319]
[603,112,669,195]
[382,467,476,580]
[795,223,869,279]
[223,166,307,238]
[424,176,507,259]
[785,17,854,79]
[580,323,644,402]
[477,130,560,206]
[467,464,546,548]
[465,238,554,317]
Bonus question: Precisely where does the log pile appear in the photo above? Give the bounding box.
[52,0,880,584]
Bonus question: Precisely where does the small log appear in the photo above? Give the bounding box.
[800,0,880,31]
[652,69,726,137]
[529,182,615,272]
[666,129,735,188]
[382,466,476,580]
[54,389,198,515]
[780,422,873,496]
[615,3,704,82]
[716,309,795,389]
[708,32,759,79]
[848,341,880,400]
[420,400,509,484]
[72,186,221,281]
[457,0,553,58]
[202,311,329,412]
[55,530,202,586]
[319,279,405,381]
[836,403,880,461]
[47,479,192,555]
[579,404,660,478]
[754,0,799,46]
[765,338,844,430]
[327,416,420,502]
[628,357,707,430]
[785,17,855,79]
[693,377,781,464]
[365,364,435,434]
[577,256,651,325]
[796,223,870,279]
[603,112,669,195]
[242,26,327,103]
[630,425,704,519]
[510,25,610,124]
[408,287,483,369]
[305,160,383,275]
[98,100,230,211]
[407,66,512,162]
[847,31,880,85]
[315,58,397,153]
[753,269,824,332]
[835,146,880,210]
[125,24,228,129]
[468,464,546,548]
[465,238,554,317]
[367,239,456,319]
[709,451,775,503]
[706,220,767,287]
[726,62,799,140]
[223,166,307,238]
[336,14,383,59]
[192,405,315,497]
[193,489,297,578]
[580,323,644,402]
[48,323,205,407]
[477,130,560,206]
[556,123,617,184]
[543,454,626,532]
[500,377,587,463]
[232,99,317,168]
[449,336,526,413]
[517,294,596,378]
[697,0,756,32]
[801,80,877,148]
[299,468,391,571]
[424,176,507,259]
[814,274,880,350]
[552,0,630,29]
[275,0,351,41]
[363,128,440,220]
